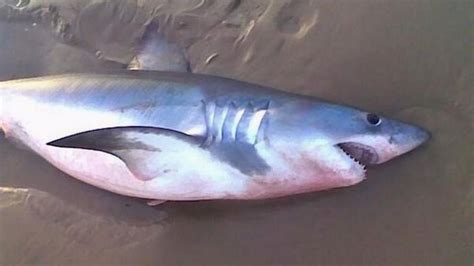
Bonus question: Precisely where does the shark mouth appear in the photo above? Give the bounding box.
[337,142,379,169]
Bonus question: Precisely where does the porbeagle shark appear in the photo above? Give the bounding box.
[0,26,430,203]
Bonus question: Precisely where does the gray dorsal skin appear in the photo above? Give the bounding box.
[127,22,190,72]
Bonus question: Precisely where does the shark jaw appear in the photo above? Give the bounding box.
[333,142,380,178]
[338,142,379,166]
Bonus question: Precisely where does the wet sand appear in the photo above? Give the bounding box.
[0,0,473,265]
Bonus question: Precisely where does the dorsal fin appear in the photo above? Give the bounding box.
[127,22,190,72]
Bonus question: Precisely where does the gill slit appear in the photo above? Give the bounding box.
[203,99,269,147]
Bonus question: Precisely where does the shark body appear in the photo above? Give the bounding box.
[0,71,430,201]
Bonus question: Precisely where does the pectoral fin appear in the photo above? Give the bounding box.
[47,127,202,181]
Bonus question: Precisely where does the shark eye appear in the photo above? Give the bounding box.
[366,113,381,126]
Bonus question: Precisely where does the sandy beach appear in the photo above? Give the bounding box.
[0,0,472,265]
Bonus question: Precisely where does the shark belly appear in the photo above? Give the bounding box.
[34,142,251,200]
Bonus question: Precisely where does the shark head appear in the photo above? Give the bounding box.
[334,111,431,166]
[267,101,430,184]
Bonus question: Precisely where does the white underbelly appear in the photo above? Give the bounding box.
[33,143,250,200]
[7,132,365,200]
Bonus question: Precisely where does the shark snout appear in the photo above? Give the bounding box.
[415,126,431,146]
[381,123,431,164]
[395,124,430,149]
